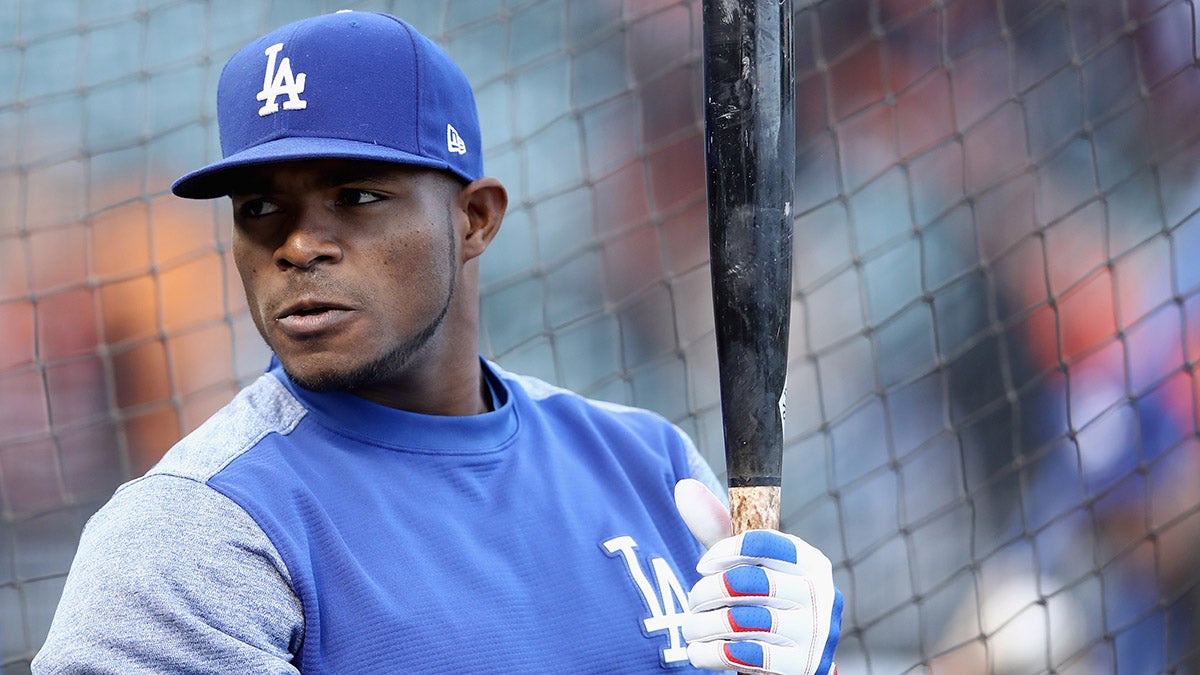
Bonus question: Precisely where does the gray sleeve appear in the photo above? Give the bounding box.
[32,475,303,674]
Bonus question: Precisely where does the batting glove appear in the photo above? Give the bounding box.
[674,478,842,675]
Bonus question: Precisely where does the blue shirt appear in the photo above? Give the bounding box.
[35,359,724,673]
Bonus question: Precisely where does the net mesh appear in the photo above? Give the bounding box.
[3,0,1200,672]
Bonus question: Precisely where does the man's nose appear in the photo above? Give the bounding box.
[274,210,343,270]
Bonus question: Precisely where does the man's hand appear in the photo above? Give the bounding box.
[674,479,842,675]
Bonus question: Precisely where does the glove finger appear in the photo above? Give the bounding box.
[686,583,845,675]
[689,565,816,613]
[697,529,833,579]
[687,639,824,675]
[680,606,804,647]
[674,478,732,549]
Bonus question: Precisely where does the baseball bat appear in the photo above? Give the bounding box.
[701,0,794,535]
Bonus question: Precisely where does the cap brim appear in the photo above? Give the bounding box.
[171,136,455,199]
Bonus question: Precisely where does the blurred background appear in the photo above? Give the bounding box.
[3,0,1200,672]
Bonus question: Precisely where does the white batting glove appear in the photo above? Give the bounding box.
[674,479,842,675]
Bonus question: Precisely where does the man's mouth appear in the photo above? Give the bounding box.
[274,300,355,337]
[285,306,330,317]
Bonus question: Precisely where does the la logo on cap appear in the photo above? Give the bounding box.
[257,42,307,116]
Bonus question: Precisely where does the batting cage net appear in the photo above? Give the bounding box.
[2,0,1199,672]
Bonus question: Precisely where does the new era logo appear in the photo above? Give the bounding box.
[447,124,467,155]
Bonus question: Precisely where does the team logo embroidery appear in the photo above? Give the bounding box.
[603,536,690,664]
[257,42,307,116]
[447,124,467,155]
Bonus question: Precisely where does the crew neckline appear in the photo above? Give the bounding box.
[268,356,519,454]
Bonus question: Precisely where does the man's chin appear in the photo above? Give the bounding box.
[270,320,437,395]
[276,348,409,394]
[283,367,358,393]
[276,356,375,393]
[287,371,349,393]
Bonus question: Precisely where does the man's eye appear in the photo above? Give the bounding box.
[337,189,383,206]
[239,199,280,218]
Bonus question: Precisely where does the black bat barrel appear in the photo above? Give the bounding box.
[702,0,794,492]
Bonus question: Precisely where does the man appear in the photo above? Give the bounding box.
[34,11,841,674]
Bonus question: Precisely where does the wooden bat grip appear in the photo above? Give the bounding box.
[730,485,780,675]
[729,485,780,533]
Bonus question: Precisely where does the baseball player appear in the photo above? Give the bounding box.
[33,11,841,674]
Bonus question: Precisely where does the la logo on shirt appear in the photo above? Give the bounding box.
[603,536,691,665]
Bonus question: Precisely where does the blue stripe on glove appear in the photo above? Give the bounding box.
[723,566,771,597]
[728,606,774,633]
[740,530,798,564]
[723,641,766,669]
[817,589,844,675]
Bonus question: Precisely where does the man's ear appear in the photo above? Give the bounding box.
[458,177,507,261]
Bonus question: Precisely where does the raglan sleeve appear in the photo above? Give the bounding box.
[32,474,304,674]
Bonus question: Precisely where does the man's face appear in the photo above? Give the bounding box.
[229,159,462,392]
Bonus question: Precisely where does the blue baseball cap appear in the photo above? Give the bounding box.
[172,11,482,199]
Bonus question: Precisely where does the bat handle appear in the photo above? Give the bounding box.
[728,485,781,534]
[729,487,780,675]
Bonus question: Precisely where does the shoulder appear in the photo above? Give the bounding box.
[90,472,288,567]
[72,472,298,615]
[83,370,306,575]
[491,362,724,495]
[35,373,309,666]
[35,472,303,670]
[498,364,684,438]
[148,371,306,483]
